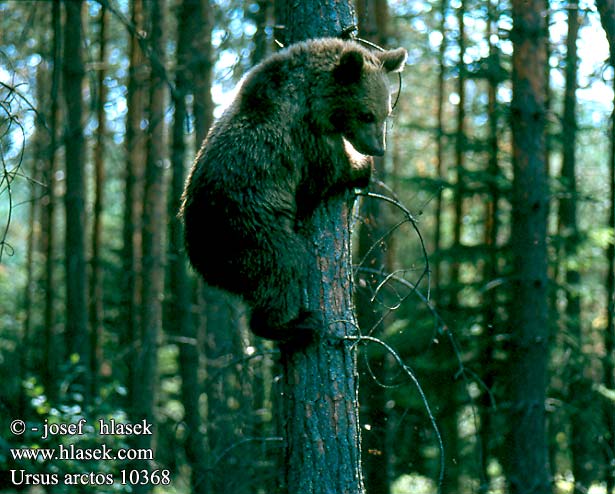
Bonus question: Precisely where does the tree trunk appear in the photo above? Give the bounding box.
[63,0,90,400]
[274,3,365,493]
[355,1,395,492]
[439,4,467,491]
[134,1,166,492]
[559,1,595,489]
[479,1,501,489]
[507,0,551,492]
[23,61,50,415]
[433,0,448,297]
[451,0,466,305]
[191,4,215,491]
[170,0,212,492]
[122,0,147,411]
[40,0,62,401]
[89,3,108,399]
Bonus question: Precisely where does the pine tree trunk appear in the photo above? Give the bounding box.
[63,0,90,400]
[133,1,166,492]
[559,1,596,488]
[89,3,108,399]
[122,0,147,412]
[507,0,551,491]
[170,1,212,492]
[274,3,365,493]
[355,1,394,492]
[433,0,448,298]
[451,0,467,302]
[40,0,62,401]
[479,1,501,489]
[191,4,215,491]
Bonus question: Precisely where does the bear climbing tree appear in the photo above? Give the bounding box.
[181,39,406,343]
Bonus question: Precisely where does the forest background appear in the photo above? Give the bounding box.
[1,0,615,493]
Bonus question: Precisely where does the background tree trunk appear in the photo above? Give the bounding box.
[41,0,62,401]
[433,0,448,298]
[169,0,212,492]
[133,1,166,492]
[355,1,394,492]
[89,2,108,399]
[507,0,551,491]
[559,1,596,488]
[479,1,502,489]
[63,0,90,400]
[274,2,365,493]
[122,0,147,411]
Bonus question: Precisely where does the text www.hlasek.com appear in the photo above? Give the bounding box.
[11,443,153,462]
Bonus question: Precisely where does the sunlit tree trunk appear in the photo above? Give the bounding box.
[63,0,90,400]
[274,2,365,492]
[507,0,551,491]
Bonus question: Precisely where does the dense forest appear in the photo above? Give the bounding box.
[1,0,615,493]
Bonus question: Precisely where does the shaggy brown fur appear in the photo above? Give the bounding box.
[180,38,407,342]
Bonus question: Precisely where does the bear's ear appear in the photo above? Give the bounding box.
[334,50,364,85]
[379,48,408,73]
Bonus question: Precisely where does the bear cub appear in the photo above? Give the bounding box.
[180,38,407,342]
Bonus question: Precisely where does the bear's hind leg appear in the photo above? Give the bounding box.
[247,235,321,344]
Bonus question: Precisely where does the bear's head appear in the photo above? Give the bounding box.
[324,45,407,157]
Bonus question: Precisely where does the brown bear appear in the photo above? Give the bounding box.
[180,37,407,342]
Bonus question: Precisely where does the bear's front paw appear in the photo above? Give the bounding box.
[348,170,371,190]
[278,309,322,350]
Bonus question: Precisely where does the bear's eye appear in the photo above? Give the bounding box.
[358,112,376,124]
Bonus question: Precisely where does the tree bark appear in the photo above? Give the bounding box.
[274,3,365,493]
[89,2,108,399]
[479,1,501,489]
[507,0,551,492]
[133,1,166,492]
[355,1,394,492]
[170,0,212,492]
[433,0,448,298]
[41,0,61,401]
[122,0,147,411]
[559,1,596,489]
[63,0,90,400]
